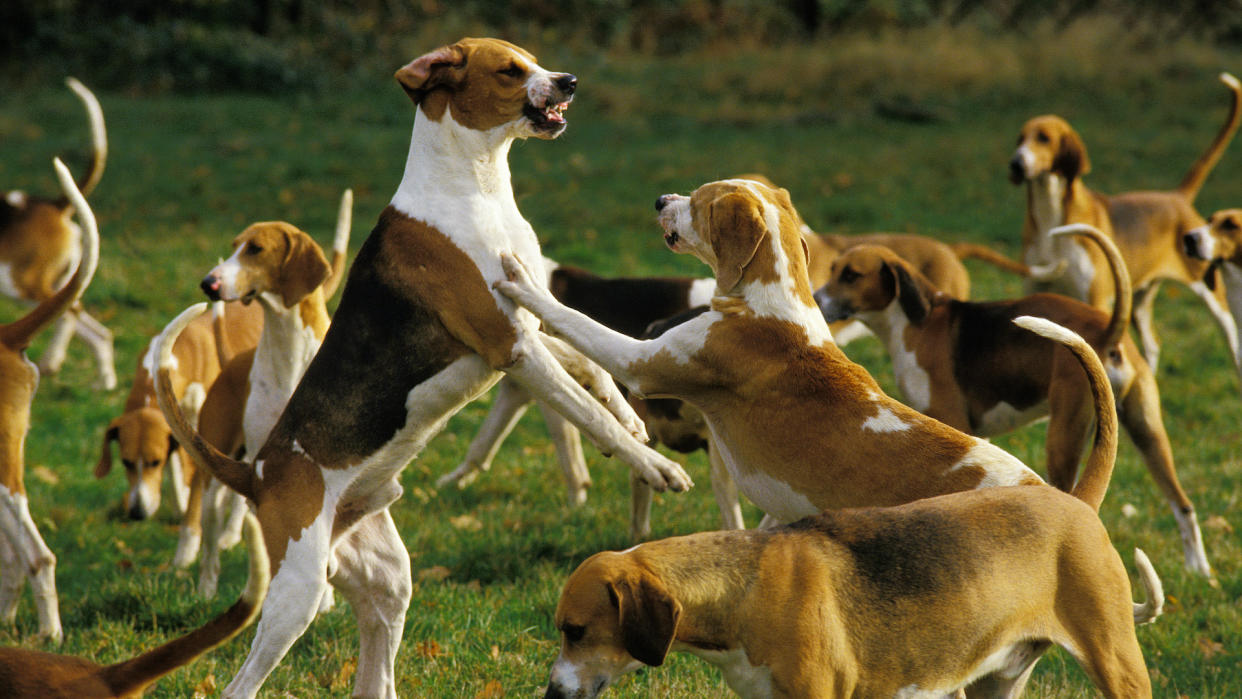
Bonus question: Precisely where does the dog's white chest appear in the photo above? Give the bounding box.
[690,647,775,699]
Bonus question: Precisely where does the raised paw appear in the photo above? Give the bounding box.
[640,453,693,493]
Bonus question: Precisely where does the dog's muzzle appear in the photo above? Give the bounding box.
[201,274,223,301]
[1183,229,1210,260]
[1007,154,1027,185]
[814,288,852,322]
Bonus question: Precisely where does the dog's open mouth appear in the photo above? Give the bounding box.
[525,99,571,132]
[663,229,680,249]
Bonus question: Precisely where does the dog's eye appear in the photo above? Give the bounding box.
[246,243,263,255]
[499,64,524,78]
[839,267,860,284]
[1222,218,1240,232]
[1035,131,1050,144]
[562,624,585,644]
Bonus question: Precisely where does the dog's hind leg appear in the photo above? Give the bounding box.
[0,488,61,643]
[1131,282,1162,370]
[72,309,116,390]
[708,444,745,530]
[0,528,23,623]
[537,401,590,506]
[1190,277,1240,379]
[437,377,531,490]
[35,313,76,377]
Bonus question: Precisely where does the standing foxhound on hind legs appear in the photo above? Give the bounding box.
[1009,72,1242,377]
[153,38,690,699]
[0,159,100,644]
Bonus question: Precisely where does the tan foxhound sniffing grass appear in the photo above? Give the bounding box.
[1,78,116,390]
[545,484,1163,699]
[0,159,99,644]
[1009,72,1242,375]
[0,517,268,698]
[816,223,1212,576]
[496,178,1118,524]
[190,197,351,598]
[153,38,689,699]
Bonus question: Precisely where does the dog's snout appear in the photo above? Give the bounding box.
[655,195,670,212]
[555,74,578,95]
[200,275,222,300]
[1183,232,1202,259]
[1008,155,1026,184]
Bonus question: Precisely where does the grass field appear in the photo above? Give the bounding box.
[1,20,1241,697]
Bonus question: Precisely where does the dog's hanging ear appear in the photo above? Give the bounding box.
[1053,125,1092,181]
[710,192,767,292]
[891,259,931,325]
[395,43,467,105]
[1205,258,1223,292]
[95,418,121,479]
[611,574,682,667]
[276,225,331,308]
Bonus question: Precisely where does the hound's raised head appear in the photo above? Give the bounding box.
[545,552,682,699]
[395,37,577,139]
[1009,115,1091,185]
[97,405,177,520]
[1184,208,1242,266]
[654,179,813,302]
[200,221,330,309]
[814,244,937,326]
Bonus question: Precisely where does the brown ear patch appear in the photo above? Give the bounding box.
[706,191,769,292]
[1053,123,1091,180]
[892,260,932,325]
[275,226,331,307]
[95,418,122,478]
[613,574,681,667]
[395,44,466,109]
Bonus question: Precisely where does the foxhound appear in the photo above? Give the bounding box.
[1,78,116,389]
[153,38,690,699]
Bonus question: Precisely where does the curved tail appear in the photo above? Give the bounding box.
[154,304,257,500]
[0,159,99,349]
[1050,223,1132,349]
[1131,548,1164,625]
[950,242,1030,277]
[63,78,107,200]
[1177,72,1242,201]
[1013,316,1117,512]
[320,188,353,300]
[102,515,269,695]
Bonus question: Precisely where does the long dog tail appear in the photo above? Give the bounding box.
[320,188,354,300]
[1177,72,1242,202]
[1130,548,1164,625]
[1049,223,1132,350]
[0,159,99,349]
[950,242,1030,277]
[101,515,269,695]
[154,303,257,501]
[1012,316,1117,512]
[62,78,107,201]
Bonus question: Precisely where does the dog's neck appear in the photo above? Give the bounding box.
[857,301,931,412]
[254,289,329,389]
[391,107,517,217]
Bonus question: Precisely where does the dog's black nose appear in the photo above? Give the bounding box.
[200,275,222,301]
[1008,155,1025,184]
[556,74,577,95]
[655,195,669,212]
[1183,233,1201,259]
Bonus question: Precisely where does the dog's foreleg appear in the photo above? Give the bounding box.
[1131,282,1162,370]
[437,378,531,490]
[329,509,410,699]
[540,333,648,443]
[503,338,691,492]
[708,443,745,530]
[0,488,61,643]
[1190,278,1239,374]
[536,401,590,507]
[35,313,76,377]
[0,521,24,623]
[72,310,117,390]
[629,470,653,540]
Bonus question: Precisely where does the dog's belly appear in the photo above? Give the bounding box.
[689,647,774,699]
[974,400,1048,436]
[708,424,818,524]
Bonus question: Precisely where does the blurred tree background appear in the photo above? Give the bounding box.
[3,0,1241,93]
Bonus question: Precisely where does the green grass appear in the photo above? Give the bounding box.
[2,22,1242,697]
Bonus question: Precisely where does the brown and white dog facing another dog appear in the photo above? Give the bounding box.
[495,178,1119,527]
[545,484,1163,699]
[1008,72,1242,375]
[816,223,1212,576]
[0,516,268,698]
[1,78,116,389]
[0,159,99,644]
[153,38,690,699]
[190,199,351,598]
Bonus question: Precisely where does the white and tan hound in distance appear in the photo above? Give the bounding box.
[95,303,262,529]
[153,38,690,699]
[1184,206,1242,381]
[0,159,99,644]
[1,78,116,390]
[189,190,351,598]
[0,517,268,698]
[545,484,1163,699]
[816,223,1212,576]
[496,178,1119,526]
[1009,72,1242,375]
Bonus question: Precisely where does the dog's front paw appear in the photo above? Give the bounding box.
[638,452,693,493]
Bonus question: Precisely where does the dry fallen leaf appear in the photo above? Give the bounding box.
[1204,515,1233,533]
[192,673,217,698]
[415,639,444,659]
[31,466,58,485]
[490,645,501,661]
[1197,636,1225,660]
[323,657,356,690]
[418,565,452,582]
[1120,503,1138,518]
[450,514,484,532]
[473,679,504,698]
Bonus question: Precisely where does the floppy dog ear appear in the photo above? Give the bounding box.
[277,227,331,308]
[395,44,467,104]
[611,574,681,667]
[1054,126,1091,181]
[890,260,931,325]
[710,192,767,292]
[96,418,121,478]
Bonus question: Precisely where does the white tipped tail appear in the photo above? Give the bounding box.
[1132,548,1164,624]
[63,77,107,198]
[334,188,353,255]
[1222,72,1241,91]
